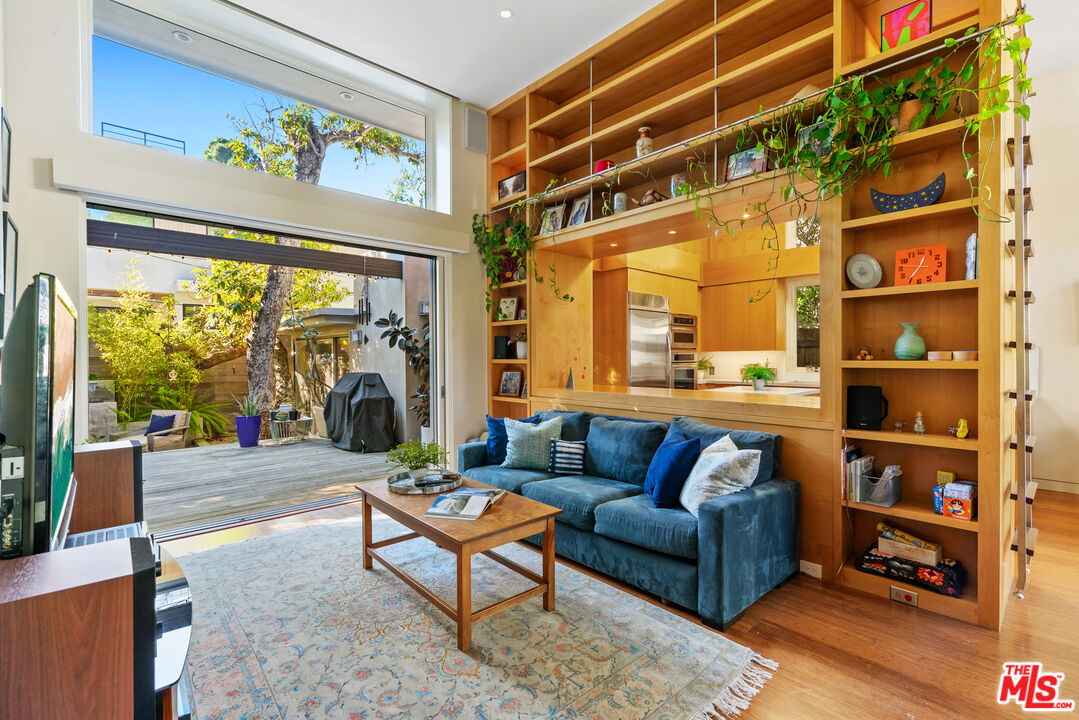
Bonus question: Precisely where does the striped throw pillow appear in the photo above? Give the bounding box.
[548,439,586,475]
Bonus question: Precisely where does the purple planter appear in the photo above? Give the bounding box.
[236,414,262,448]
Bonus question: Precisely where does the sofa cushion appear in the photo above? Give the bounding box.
[584,417,668,486]
[464,465,559,494]
[679,439,762,518]
[548,439,586,475]
[521,475,640,531]
[503,416,563,471]
[536,410,594,441]
[642,431,701,508]
[669,416,780,486]
[594,494,700,559]
[486,414,539,465]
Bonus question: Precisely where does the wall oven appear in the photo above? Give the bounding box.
[670,314,697,350]
[671,351,697,390]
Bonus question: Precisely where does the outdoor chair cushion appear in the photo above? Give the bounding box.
[583,417,668,487]
[146,413,176,435]
[464,465,559,494]
[521,475,640,531]
[594,493,700,559]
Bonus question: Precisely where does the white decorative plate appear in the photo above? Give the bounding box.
[846,253,882,289]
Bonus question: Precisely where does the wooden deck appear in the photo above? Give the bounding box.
[142,439,397,533]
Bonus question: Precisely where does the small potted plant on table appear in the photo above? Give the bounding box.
[696,356,714,383]
[234,393,263,448]
[387,439,450,481]
[741,362,776,392]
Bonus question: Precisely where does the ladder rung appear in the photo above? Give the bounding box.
[1007,341,1034,349]
[1007,188,1033,212]
[1009,435,1038,452]
[1007,238,1034,258]
[1008,390,1036,401]
[1010,481,1038,505]
[1008,290,1035,304]
[1010,527,1038,557]
[1007,136,1033,167]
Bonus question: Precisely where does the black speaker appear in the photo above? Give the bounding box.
[847,385,889,430]
[493,335,510,359]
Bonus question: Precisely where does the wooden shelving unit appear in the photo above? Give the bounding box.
[484,0,1016,629]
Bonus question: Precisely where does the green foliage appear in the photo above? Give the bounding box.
[471,213,573,310]
[796,285,821,329]
[385,161,426,207]
[740,362,776,383]
[204,136,260,166]
[374,311,431,427]
[235,393,262,417]
[386,439,448,472]
[696,356,714,372]
[156,386,230,443]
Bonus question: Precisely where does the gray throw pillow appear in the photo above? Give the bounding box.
[503,416,563,471]
[679,435,761,517]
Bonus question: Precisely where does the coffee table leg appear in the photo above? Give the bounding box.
[457,549,472,651]
[361,495,372,570]
[543,517,556,611]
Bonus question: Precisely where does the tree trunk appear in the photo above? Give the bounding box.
[245,239,300,412]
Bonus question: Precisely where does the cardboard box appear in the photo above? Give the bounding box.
[878,536,943,566]
[942,481,977,521]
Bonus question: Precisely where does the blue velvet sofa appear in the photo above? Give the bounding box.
[457,410,800,628]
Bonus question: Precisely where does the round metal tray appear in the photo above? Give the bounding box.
[386,471,463,495]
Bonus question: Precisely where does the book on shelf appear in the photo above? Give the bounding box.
[841,445,861,501]
[424,488,506,521]
[848,455,873,503]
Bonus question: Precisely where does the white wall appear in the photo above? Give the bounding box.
[3,0,488,460]
[1028,65,1079,494]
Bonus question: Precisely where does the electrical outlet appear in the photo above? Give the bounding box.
[890,585,919,607]
[799,560,822,579]
[1,456,24,480]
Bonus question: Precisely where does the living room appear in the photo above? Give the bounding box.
[0,1,1076,719]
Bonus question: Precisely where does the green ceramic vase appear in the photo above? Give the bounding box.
[894,321,926,360]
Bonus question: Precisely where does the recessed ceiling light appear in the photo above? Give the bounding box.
[742,212,751,219]
[667,230,677,235]
[171,30,193,43]
[500,9,513,18]
[339,91,354,101]
[609,242,618,247]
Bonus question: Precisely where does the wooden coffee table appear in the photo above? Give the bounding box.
[357,478,561,651]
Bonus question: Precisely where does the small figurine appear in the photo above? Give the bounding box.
[634,188,667,207]
[893,420,907,432]
[856,345,874,361]
[955,418,969,439]
[913,412,926,434]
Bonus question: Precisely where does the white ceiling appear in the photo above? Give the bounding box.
[227,0,664,109]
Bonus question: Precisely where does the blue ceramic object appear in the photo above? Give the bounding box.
[894,321,926,360]
[871,172,946,213]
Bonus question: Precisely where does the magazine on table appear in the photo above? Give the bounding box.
[424,487,506,521]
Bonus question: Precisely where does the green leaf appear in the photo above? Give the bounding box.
[1015,13,1032,26]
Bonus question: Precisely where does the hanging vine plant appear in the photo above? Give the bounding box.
[502,13,1032,303]
[472,207,574,311]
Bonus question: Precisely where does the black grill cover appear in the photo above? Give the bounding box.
[324,372,397,452]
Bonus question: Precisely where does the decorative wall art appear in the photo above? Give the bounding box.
[497,171,526,201]
[881,1,932,52]
[871,172,945,213]
[568,196,590,227]
[846,253,883,289]
[540,204,566,234]
[725,147,768,181]
[499,371,522,397]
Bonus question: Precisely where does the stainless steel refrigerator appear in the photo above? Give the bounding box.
[628,292,671,388]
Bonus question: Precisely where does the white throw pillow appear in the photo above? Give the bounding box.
[679,435,762,517]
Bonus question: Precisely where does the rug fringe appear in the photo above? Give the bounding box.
[690,652,778,720]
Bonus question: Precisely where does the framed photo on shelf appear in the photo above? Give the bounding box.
[499,371,523,397]
[725,147,767,181]
[880,1,932,53]
[497,296,518,321]
[797,122,831,157]
[2,212,16,337]
[517,308,527,320]
[1,110,10,203]
[568,195,590,227]
[521,380,528,399]
[540,204,566,234]
[497,170,526,201]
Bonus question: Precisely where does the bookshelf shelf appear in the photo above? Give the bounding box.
[840,360,979,370]
[843,497,980,532]
[844,430,978,451]
[841,199,973,231]
[840,18,980,76]
[838,563,979,624]
[841,278,979,299]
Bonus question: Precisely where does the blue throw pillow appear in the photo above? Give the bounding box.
[668,416,780,486]
[486,414,539,465]
[536,410,594,441]
[584,417,668,486]
[643,431,701,508]
[146,413,176,435]
[548,439,586,474]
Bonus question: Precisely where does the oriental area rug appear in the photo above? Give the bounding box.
[177,514,775,720]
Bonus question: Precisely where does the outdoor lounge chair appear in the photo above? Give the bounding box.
[110,409,191,452]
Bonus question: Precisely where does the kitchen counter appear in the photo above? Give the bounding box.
[698,378,821,388]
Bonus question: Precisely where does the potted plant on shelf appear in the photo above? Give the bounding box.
[234,393,262,448]
[741,362,776,392]
[387,439,450,481]
[696,356,714,382]
[515,329,527,359]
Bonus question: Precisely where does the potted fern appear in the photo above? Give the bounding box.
[387,439,449,481]
[234,393,262,448]
[741,362,776,392]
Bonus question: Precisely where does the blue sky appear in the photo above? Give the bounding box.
[91,36,423,202]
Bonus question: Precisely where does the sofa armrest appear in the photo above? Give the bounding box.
[696,477,800,628]
[457,442,488,473]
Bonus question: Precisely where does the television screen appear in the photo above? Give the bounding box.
[49,289,76,545]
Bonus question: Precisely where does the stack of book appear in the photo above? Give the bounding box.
[841,444,873,503]
[424,487,506,521]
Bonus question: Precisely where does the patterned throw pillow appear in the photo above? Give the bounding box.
[679,434,762,517]
[548,439,586,475]
[503,416,563,471]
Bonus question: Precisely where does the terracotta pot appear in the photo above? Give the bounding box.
[892,99,923,134]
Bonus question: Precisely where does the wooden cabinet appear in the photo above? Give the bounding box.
[699,281,781,351]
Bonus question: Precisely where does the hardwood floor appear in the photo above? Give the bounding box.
[142,439,396,533]
[162,490,1079,719]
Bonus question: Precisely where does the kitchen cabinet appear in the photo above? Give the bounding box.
[699,281,782,352]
